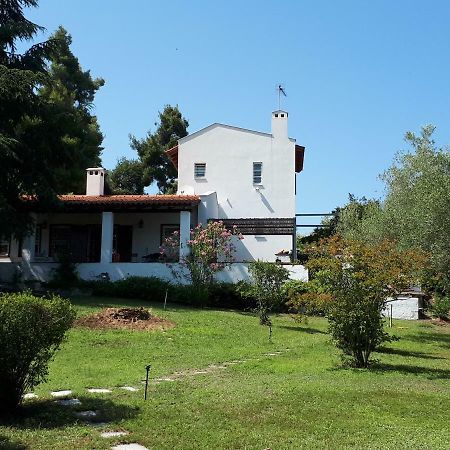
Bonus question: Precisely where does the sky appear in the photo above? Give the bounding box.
[23,0,450,230]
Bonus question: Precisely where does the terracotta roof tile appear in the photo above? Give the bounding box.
[21,194,200,212]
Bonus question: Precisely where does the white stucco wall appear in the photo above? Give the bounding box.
[177,114,297,262]
[177,121,296,219]
[0,261,308,284]
[383,297,422,320]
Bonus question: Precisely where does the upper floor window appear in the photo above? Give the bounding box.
[194,163,206,178]
[253,162,262,184]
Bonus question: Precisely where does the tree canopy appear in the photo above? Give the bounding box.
[0,1,104,239]
[130,105,188,193]
[108,158,145,195]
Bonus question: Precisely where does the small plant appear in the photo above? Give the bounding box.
[431,294,450,320]
[50,251,79,288]
[0,291,76,413]
[248,261,290,340]
[305,236,425,367]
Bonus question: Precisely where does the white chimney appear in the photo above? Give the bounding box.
[271,110,289,141]
[86,167,106,196]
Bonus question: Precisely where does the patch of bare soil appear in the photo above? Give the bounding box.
[76,307,175,331]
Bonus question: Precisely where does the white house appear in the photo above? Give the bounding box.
[0,110,307,283]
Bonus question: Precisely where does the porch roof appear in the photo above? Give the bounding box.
[22,194,200,212]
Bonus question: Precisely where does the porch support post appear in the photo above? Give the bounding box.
[179,210,191,261]
[101,212,114,263]
[21,214,36,280]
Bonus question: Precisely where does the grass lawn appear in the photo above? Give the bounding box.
[1,296,449,450]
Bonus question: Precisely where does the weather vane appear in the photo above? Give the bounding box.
[277,84,287,110]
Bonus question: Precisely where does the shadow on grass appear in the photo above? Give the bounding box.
[370,363,450,379]
[279,325,327,334]
[376,347,445,360]
[0,436,27,450]
[0,396,139,430]
[405,331,450,349]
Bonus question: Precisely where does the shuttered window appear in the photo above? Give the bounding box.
[194,163,206,178]
[253,162,262,184]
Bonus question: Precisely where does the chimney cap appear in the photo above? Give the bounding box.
[86,167,106,172]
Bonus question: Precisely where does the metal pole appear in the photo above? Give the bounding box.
[164,289,168,310]
[144,364,151,400]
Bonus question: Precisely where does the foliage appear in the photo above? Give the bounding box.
[37,26,104,194]
[85,276,170,301]
[108,157,145,194]
[48,251,79,288]
[131,105,188,193]
[248,261,290,337]
[431,294,450,320]
[379,125,450,294]
[305,236,425,367]
[284,279,331,320]
[0,3,104,241]
[336,194,382,241]
[82,276,255,310]
[161,221,243,289]
[334,126,450,296]
[0,291,75,412]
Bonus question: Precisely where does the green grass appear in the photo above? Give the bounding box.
[1,296,449,449]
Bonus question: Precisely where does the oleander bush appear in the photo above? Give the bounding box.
[0,291,76,413]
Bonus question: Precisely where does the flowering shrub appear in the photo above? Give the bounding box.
[161,221,243,288]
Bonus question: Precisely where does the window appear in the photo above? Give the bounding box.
[194,163,206,178]
[161,224,180,245]
[0,238,10,257]
[253,162,262,184]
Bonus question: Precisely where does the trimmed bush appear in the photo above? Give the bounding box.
[82,276,256,310]
[0,291,76,412]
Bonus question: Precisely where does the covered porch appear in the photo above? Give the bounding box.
[17,194,200,268]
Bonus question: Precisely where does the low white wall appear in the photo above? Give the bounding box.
[383,296,422,320]
[0,261,308,284]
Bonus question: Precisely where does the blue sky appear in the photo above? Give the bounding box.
[24,0,450,228]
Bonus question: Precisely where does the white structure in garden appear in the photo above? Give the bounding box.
[0,110,306,283]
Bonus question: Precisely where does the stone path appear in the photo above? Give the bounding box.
[22,349,289,450]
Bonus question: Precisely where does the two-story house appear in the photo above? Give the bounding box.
[0,110,306,283]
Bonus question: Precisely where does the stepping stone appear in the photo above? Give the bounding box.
[75,410,98,419]
[23,393,38,399]
[265,353,281,356]
[112,444,149,450]
[56,398,81,406]
[101,431,129,438]
[51,390,72,398]
[193,370,209,375]
[87,388,112,393]
[120,386,139,392]
[155,377,175,382]
[90,422,110,428]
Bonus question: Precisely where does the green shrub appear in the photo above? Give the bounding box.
[208,281,257,310]
[284,279,331,319]
[248,261,290,338]
[48,252,79,288]
[0,291,76,412]
[431,295,450,320]
[82,276,255,310]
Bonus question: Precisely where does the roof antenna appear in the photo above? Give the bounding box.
[277,84,287,110]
